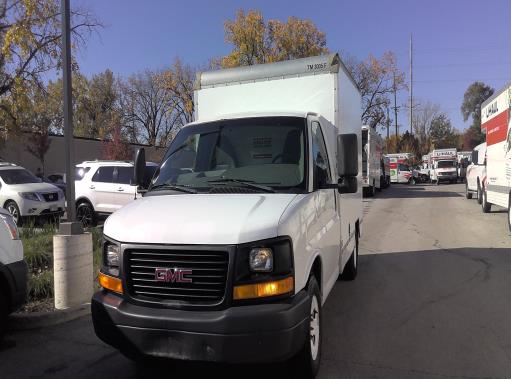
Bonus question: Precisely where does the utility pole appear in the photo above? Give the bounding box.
[61,0,77,224]
[386,106,390,151]
[409,33,413,134]
[393,72,398,139]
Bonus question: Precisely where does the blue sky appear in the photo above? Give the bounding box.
[75,0,511,133]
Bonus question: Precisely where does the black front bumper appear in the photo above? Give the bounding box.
[91,290,309,363]
[0,260,28,313]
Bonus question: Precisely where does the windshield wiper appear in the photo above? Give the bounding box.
[208,178,275,193]
[149,183,198,194]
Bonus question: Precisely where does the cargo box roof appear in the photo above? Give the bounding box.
[195,53,357,90]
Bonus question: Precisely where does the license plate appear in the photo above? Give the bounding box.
[50,205,58,212]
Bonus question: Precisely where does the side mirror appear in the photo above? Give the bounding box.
[338,177,357,194]
[337,133,358,177]
[133,148,146,188]
[471,150,478,165]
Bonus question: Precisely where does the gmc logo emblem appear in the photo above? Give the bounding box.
[155,268,192,283]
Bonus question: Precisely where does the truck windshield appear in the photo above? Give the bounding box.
[437,161,454,168]
[151,117,306,193]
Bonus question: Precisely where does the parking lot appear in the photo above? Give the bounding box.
[1,182,510,379]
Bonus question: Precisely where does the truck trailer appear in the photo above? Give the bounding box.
[91,54,363,377]
[386,153,413,183]
[361,125,384,196]
[480,83,511,228]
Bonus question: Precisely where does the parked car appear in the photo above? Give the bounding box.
[0,207,27,337]
[44,173,67,197]
[75,160,158,227]
[0,163,65,225]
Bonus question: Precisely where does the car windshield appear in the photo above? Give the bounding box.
[151,117,306,192]
[0,169,41,184]
[437,160,454,168]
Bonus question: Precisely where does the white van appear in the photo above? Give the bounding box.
[430,148,458,184]
[91,54,362,377]
[465,142,486,203]
[0,207,26,337]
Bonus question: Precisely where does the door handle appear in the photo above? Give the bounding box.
[89,185,95,189]
[118,187,124,192]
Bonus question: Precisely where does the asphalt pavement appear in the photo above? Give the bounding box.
[1,183,510,379]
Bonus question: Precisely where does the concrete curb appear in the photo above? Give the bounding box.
[8,303,91,331]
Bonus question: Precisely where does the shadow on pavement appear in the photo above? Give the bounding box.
[376,184,463,199]
[319,247,511,378]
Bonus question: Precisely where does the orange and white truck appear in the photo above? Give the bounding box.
[430,148,458,185]
[480,83,511,228]
[385,153,413,184]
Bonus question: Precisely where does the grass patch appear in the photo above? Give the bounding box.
[19,224,104,304]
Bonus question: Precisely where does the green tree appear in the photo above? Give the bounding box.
[461,81,494,146]
[429,114,459,149]
[221,9,328,68]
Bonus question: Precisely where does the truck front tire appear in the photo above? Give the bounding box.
[482,189,492,213]
[0,289,8,339]
[292,276,322,379]
[465,183,473,199]
[477,183,482,204]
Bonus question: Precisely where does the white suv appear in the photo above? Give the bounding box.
[75,161,158,227]
[0,163,65,225]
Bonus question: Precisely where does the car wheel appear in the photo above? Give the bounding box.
[291,276,322,379]
[465,183,473,199]
[477,182,482,204]
[5,201,21,226]
[76,201,97,228]
[482,189,492,213]
[341,234,358,281]
[0,289,8,339]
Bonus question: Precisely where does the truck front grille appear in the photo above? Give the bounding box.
[125,249,229,305]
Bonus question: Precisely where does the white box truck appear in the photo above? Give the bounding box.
[480,84,511,226]
[91,54,362,377]
[386,153,413,183]
[465,142,486,203]
[361,125,384,196]
[430,148,458,185]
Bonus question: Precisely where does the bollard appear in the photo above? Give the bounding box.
[53,226,93,310]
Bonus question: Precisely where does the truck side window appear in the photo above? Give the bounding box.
[311,122,331,189]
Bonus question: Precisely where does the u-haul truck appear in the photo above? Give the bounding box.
[480,83,511,229]
[430,148,457,185]
[386,153,412,183]
[361,125,384,196]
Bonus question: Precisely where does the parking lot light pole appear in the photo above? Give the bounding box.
[61,0,78,228]
[55,0,92,310]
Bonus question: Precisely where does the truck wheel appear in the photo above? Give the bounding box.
[0,289,8,339]
[477,183,482,204]
[341,234,358,281]
[292,276,322,379]
[482,189,492,213]
[465,183,473,199]
[508,195,511,233]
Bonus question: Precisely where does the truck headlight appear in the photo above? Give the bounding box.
[19,192,40,201]
[234,237,294,301]
[249,248,273,272]
[103,241,120,277]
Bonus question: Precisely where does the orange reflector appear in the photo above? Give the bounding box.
[233,277,294,300]
[98,272,123,294]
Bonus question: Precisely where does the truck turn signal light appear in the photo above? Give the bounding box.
[98,272,123,294]
[233,276,294,300]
